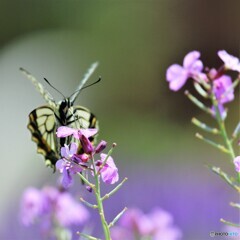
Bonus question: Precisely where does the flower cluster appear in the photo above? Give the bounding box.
[56,126,119,188]
[20,186,89,231]
[111,208,182,240]
[166,50,239,119]
[166,50,240,228]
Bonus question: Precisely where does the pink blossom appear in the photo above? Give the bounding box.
[218,50,240,72]
[166,51,204,91]
[96,153,119,184]
[233,156,240,172]
[56,126,98,139]
[211,75,234,119]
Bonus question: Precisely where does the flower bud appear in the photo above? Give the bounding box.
[78,131,94,154]
[95,140,107,153]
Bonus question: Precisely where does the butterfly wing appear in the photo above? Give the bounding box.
[68,105,98,129]
[69,62,99,104]
[27,106,59,168]
[20,68,57,110]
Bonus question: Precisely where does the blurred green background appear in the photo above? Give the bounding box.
[0,1,239,239]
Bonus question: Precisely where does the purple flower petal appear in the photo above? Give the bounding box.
[69,143,78,155]
[56,126,78,138]
[79,128,98,138]
[233,156,240,172]
[166,51,205,91]
[56,159,65,173]
[218,50,240,72]
[99,154,119,184]
[61,145,69,158]
[183,51,201,69]
[190,59,204,73]
[213,75,234,104]
[166,64,188,91]
[60,143,78,159]
[61,168,73,188]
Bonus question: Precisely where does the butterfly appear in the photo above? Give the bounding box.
[20,63,99,168]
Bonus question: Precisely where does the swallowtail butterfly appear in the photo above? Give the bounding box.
[21,63,99,168]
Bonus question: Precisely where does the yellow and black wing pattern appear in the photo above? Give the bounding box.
[27,106,59,168]
[27,105,98,168]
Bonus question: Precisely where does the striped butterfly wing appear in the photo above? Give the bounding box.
[28,106,59,168]
[28,104,98,168]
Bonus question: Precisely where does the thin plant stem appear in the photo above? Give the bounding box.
[211,94,240,182]
[91,154,111,240]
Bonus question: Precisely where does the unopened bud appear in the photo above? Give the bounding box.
[95,140,107,153]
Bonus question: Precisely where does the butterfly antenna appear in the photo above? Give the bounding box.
[44,78,66,99]
[81,76,101,91]
[69,76,101,99]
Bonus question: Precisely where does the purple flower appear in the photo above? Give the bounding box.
[56,143,83,188]
[20,188,48,226]
[213,75,234,104]
[20,186,89,230]
[218,50,240,72]
[166,51,204,91]
[96,153,119,184]
[233,156,240,172]
[55,192,89,227]
[112,208,182,240]
[212,75,234,119]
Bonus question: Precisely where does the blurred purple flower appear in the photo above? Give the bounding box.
[20,188,48,226]
[111,208,182,240]
[55,192,89,227]
[233,156,240,172]
[20,186,89,231]
[56,143,83,188]
[211,75,234,119]
[166,51,204,91]
[218,50,240,72]
[96,153,119,184]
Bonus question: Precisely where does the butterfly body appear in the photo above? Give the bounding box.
[21,63,99,168]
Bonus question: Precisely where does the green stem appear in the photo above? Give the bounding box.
[211,94,240,181]
[91,154,111,240]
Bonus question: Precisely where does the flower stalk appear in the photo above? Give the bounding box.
[211,93,240,181]
[91,154,111,240]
